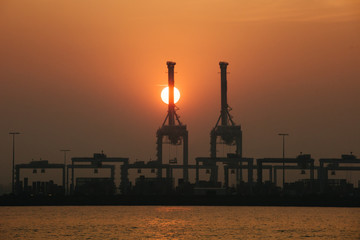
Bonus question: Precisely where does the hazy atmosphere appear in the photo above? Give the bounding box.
[1,0,359,189]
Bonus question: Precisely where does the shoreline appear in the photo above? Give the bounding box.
[1,195,359,207]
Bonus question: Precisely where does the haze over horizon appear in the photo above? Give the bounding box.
[1,1,359,188]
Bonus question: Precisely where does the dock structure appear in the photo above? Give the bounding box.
[12,62,360,197]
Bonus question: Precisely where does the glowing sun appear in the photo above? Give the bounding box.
[161,87,180,104]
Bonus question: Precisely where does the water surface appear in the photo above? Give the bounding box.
[0,206,359,239]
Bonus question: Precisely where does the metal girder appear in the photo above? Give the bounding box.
[72,158,128,163]
[256,156,315,185]
[195,157,253,189]
[15,162,65,195]
[68,164,115,194]
[156,125,189,182]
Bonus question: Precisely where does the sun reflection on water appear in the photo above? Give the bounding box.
[0,206,359,240]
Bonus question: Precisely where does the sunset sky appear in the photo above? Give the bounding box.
[1,1,359,187]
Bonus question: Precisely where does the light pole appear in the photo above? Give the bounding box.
[9,132,20,194]
[278,133,289,189]
[60,149,71,195]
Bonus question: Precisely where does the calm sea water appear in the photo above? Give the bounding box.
[0,206,359,239]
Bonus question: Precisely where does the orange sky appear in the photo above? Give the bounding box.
[0,1,359,186]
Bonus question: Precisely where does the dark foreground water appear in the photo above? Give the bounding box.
[0,206,359,239]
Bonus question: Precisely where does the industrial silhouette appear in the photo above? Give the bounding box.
[10,62,360,200]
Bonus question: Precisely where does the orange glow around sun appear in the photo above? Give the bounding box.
[161,87,180,104]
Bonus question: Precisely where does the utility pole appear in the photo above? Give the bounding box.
[9,132,20,194]
[60,149,71,195]
[278,133,289,189]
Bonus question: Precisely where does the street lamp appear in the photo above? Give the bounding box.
[9,132,21,194]
[278,133,289,189]
[60,149,71,195]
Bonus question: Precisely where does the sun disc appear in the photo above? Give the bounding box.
[161,87,180,104]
